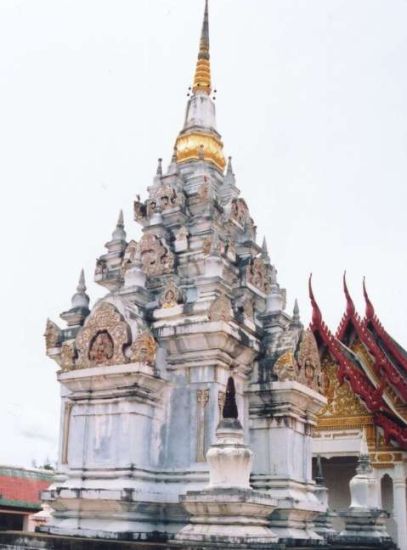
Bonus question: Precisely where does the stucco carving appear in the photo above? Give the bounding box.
[247,257,270,294]
[121,240,138,274]
[153,183,184,211]
[208,295,233,322]
[60,340,77,371]
[297,330,324,393]
[273,351,298,382]
[76,302,130,368]
[159,279,184,309]
[140,233,174,277]
[45,319,61,350]
[230,198,250,226]
[131,331,157,366]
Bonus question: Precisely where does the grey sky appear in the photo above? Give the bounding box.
[0,0,406,467]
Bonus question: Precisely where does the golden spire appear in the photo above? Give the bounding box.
[174,0,226,172]
[193,0,211,94]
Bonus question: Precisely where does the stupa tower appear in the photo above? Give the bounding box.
[43,1,326,543]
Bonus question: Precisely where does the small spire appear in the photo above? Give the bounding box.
[357,429,372,474]
[262,237,270,263]
[226,156,234,176]
[343,271,356,316]
[71,269,90,310]
[363,277,375,321]
[292,298,301,324]
[192,0,211,95]
[315,455,324,486]
[156,158,163,176]
[222,377,239,419]
[77,268,86,293]
[112,210,126,241]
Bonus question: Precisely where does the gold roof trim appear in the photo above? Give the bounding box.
[175,131,226,171]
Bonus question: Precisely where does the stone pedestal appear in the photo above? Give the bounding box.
[338,508,391,544]
[249,381,326,542]
[176,386,278,546]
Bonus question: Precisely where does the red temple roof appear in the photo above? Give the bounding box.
[309,275,407,450]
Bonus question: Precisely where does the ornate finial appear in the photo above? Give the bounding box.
[112,210,126,241]
[192,0,211,95]
[315,455,324,486]
[357,429,372,474]
[363,277,375,321]
[156,158,163,176]
[308,274,323,327]
[222,377,239,419]
[343,271,355,316]
[226,156,234,176]
[71,269,90,310]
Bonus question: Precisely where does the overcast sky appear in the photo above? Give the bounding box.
[0,0,406,467]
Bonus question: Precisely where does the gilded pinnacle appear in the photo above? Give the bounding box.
[193,0,211,94]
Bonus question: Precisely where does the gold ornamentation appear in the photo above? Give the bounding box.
[274,351,297,382]
[131,331,157,366]
[208,295,232,322]
[140,233,174,277]
[159,279,183,309]
[318,359,368,418]
[76,302,130,368]
[175,132,226,172]
[247,257,270,294]
[44,319,61,350]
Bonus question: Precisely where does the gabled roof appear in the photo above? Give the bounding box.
[0,466,53,511]
[309,276,407,450]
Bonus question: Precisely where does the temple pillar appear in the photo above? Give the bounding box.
[392,472,407,550]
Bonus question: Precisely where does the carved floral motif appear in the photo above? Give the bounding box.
[247,257,270,294]
[208,295,233,322]
[76,302,130,368]
[140,234,174,277]
[131,331,157,366]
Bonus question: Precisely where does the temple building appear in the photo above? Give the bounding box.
[311,275,407,547]
[2,1,405,549]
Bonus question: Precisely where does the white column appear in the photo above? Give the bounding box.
[393,476,407,550]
